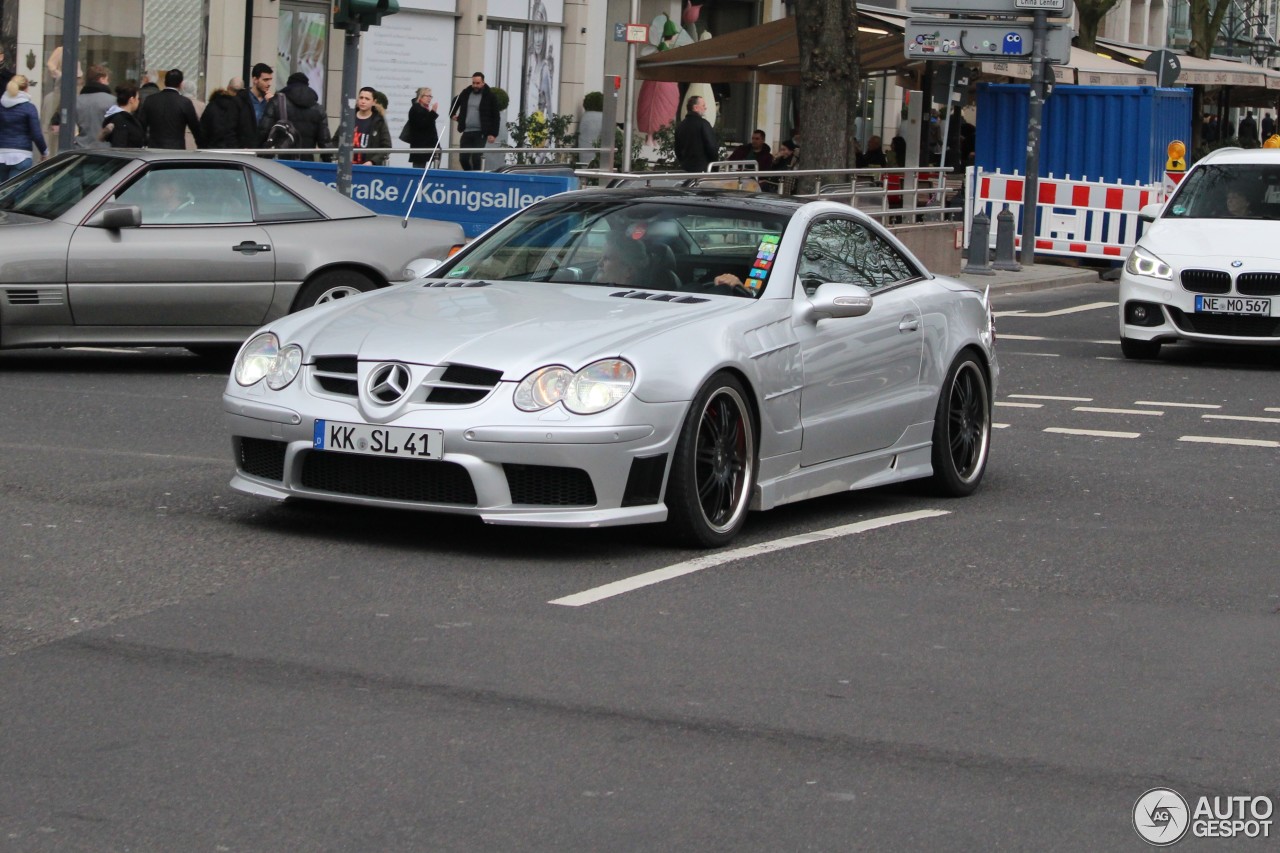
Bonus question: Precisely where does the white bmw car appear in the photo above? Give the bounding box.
[1120,147,1280,359]
[223,189,997,547]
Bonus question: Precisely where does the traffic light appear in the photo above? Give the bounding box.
[333,0,399,31]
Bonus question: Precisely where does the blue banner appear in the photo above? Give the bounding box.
[282,162,578,238]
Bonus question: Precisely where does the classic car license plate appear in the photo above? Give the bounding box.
[314,420,443,459]
[1194,295,1271,315]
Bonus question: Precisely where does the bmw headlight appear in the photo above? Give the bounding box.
[1125,245,1173,281]
[234,333,304,389]
[514,359,635,414]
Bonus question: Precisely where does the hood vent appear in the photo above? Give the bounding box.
[611,289,708,304]
[5,288,65,306]
[421,280,491,288]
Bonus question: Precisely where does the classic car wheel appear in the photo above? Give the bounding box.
[294,270,377,311]
[928,353,990,496]
[1120,337,1161,360]
[666,373,756,548]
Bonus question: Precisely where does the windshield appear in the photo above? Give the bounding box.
[1164,163,1280,220]
[0,154,131,220]
[435,197,791,298]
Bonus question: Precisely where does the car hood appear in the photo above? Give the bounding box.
[279,280,745,377]
[1143,219,1280,265]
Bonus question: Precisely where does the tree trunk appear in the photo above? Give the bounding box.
[793,0,861,190]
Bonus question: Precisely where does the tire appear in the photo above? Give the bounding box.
[1120,337,1161,360]
[927,353,991,497]
[665,373,757,548]
[294,269,378,312]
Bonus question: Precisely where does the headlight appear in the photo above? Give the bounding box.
[234,333,304,389]
[514,359,635,414]
[1125,245,1173,281]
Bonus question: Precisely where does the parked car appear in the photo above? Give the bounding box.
[0,150,463,356]
[224,188,997,547]
[1120,147,1280,359]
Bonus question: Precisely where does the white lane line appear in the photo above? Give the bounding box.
[1135,401,1221,409]
[1202,414,1280,424]
[1180,435,1280,448]
[1267,407,1280,413]
[993,302,1116,318]
[1044,427,1141,439]
[549,509,950,608]
[1013,353,1061,358]
[998,334,1047,341]
[995,401,1043,409]
[1009,394,1093,402]
[993,423,1011,429]
[1074,406,1164,416]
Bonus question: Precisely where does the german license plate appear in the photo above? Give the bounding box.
[314,419,443,459]
[1194,295,1271,315]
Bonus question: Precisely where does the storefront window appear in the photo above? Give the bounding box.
[486,0,561,118]
[277,2,329,103]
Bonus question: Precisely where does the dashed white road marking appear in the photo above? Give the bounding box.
[993,302,1116,318]
[1267,407,1280,413]
[1179,436,1280,448]
[993,423,1011,429]
[996,401,1043,409]
[1074,406,1164,416]
[998,334,1047,341]
[1044,427,1141,439]
[1014,352,1061,358]
[1202,414,1280,424]
[548,509,951,607]
[1009,394,1093,402]
[1135,401,1221,409]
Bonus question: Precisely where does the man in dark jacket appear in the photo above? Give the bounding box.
[200,80,254,148]
[101,86,145,148]
[450,72,500,171]
[258,72,331,161]
[137,68,202,149]
[674,95,719,173]
[727,128,772,171]
[235,63,273,148]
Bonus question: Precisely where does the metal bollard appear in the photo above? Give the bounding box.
[963,210,995,275]
[991,204,1022,271]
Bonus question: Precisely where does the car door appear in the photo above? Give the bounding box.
[794,216,925,466]
[66,163,276,326]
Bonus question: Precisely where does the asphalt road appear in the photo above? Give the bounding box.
[2,282,1278,851]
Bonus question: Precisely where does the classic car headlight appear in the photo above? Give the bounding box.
[234,333,304,389]
[1125,245,1173,281]
[514,359,635,414]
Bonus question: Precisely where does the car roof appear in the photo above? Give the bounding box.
[541,186,808,215]
[1196,147,1280,166]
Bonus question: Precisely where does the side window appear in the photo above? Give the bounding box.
[115,165,252,225]
[248,170,323,222]
[796,218,918,295]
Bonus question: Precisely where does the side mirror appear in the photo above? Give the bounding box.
[807,282,874,320]
[97,203,143,229]
[402,257,443,280]
[1138,202,1163,223]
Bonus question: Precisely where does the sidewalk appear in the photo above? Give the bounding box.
[953,261,1105,295]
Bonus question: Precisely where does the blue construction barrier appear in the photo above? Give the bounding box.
[281,161,579,238]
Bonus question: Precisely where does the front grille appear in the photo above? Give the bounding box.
[1180,269,1231,294]
[1236,272,1280,296]
[504,464,597,506]
[300,452,477,504]
[237,437,287,481]
[1169,308,1280,337]
[424,363,503,405]
[313,355,359,397]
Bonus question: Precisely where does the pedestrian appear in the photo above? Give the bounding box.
[99,85,145,148]
[450,72,500,171]
[74,65,115,149]
[179,79,205,150]
[237,63,273,145]
[137,69,161,102]
[334,86,391,165]
[858,135,887,169]
[764,138,798,194]
[1239,110,1259,147]
[200,79,254,148]
[728,128,772,171]
[674,95,719,173]
[405,87,440,168]
[0,75,49,182]
[137,68,202,149]
[0,46,15,101]
[259,72,331,161]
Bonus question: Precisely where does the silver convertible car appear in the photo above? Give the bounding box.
[224,189,997,546]
[0,150,463,355]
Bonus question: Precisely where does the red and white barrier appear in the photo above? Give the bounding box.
[966,169,1164,261]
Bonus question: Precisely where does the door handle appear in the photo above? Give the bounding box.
[899,317,920,332]
[233,241,272,254]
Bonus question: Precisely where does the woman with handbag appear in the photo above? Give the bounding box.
[403,87,440,169]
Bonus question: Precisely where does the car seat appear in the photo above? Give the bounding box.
[647,242,682,291]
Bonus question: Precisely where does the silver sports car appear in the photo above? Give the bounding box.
[224,189,997,547]
[0,150,463,355]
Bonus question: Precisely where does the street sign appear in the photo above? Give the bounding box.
[906,0,1072,18]
[625,24,649,44]
[905,18,1072,64]
[1143,49,1182,87]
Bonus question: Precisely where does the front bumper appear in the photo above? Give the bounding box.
[1119,273,1280,346]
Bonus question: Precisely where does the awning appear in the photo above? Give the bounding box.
[635,9,915,87]
[1095,39,1280,89]
[982,46,1157,87]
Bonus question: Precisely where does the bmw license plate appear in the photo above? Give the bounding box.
[1194,295,1271,315]
[314,420,443,459]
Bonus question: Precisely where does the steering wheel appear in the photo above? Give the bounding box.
[690,276,757,298]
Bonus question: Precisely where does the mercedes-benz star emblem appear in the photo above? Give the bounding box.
[367,363,412,403]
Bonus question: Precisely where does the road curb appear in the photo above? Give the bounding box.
[956,269,1105,297]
